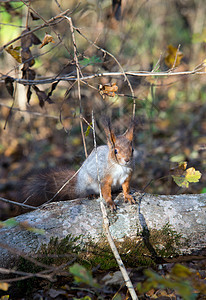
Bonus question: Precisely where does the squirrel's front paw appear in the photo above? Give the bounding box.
[124,194,135,204]
[106,199,116,212]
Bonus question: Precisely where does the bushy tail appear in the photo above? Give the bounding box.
[18,168,77,208]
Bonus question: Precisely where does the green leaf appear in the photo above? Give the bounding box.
[69,263,99,288]
[79,55,102,66]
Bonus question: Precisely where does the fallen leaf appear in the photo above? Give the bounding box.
[165,45,183,68]
[40,33,55,48]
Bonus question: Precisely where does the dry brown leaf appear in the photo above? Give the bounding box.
[40,33,55,48]
[99,83,118,97]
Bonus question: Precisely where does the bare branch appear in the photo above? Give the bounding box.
[1,69,205,86]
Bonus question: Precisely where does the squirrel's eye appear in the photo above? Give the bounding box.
[114,149,118,154]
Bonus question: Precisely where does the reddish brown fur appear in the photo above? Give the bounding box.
[101,174,115,209]
[122,174,135,204]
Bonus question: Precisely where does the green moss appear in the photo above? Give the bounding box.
[40,234,82,266]
[9,224,182,296]
[17,223,181,273]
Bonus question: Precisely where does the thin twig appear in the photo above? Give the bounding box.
[0,267,53,281]
[0,196,36,210]
[65,16,88,158]
[25,0,30,29]
[91,112,138,300]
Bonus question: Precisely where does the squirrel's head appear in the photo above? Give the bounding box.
[103,119,134,166]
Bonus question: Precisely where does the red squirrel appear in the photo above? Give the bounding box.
[19,120,135,211]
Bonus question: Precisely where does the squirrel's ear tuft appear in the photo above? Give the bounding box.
[101,117,116,146]
[124,119,135,141]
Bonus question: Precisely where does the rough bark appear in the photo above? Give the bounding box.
[0,191,205,268]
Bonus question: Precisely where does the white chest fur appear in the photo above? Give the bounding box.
[111,163,132,188]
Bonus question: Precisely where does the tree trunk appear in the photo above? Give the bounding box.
[0,191,205,268]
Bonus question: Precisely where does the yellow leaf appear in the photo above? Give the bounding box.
[171,163,202,188]
[84,123,92,137]
[185,167,201,183]
[0,282,10,291]
[6,45,22,63]
[165,45,183,68]
[1,295,9,300]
